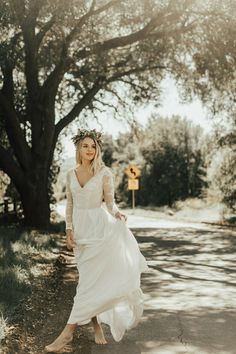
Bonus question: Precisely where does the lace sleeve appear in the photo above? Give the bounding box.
[103,168,119,217]
[65,171,73,230]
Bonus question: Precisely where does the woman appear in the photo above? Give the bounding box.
[45,129,148,352]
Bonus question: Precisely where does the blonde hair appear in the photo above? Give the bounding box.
[75,137,105,175]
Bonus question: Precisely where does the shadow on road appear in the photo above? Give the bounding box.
[135,225,236,354]
[2,223,236,354]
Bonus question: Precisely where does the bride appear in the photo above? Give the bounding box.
[45,129,148,352]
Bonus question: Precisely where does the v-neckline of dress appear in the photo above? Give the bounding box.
[73,167,104,189]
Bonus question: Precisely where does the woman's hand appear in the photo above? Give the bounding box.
[115,211,127,222]
[66,230,76,250]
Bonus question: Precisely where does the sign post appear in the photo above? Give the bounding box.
[125,165,141,209]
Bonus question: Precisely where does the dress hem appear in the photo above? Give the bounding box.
[67,287,144,327]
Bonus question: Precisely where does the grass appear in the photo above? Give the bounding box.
[0,225,58,341]
[0,312,7,342]
[123,198,232,223]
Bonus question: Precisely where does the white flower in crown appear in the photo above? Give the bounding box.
[71,128,103,148]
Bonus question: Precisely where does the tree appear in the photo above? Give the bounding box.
[113,124,144,206]
[139,116,208,206]
[174,0,236,127]
[0,0,232,227]
[177,0,236,212]
[101,134,116,167]
[207,135,236,213]
[113,115,208,207]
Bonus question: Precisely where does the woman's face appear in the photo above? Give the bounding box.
[79,137,96,162]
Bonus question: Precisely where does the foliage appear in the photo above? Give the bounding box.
[0,0,202,227]
[101,133,117,167]
[111,115,208,207]
[48,139,63,205]
[0,0,235,226]
[0,171,10,200]
[112,123,144,205]
[217,150,236,212]
[207,132,236,212]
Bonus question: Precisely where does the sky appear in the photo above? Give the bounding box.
[62,76,214,158]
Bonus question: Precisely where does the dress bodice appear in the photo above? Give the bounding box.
[65,166,119,230]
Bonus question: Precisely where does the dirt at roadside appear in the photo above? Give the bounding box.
[0,237,104,354]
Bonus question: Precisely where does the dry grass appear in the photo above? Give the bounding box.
[0,226,58,342]
[124,198,233,224]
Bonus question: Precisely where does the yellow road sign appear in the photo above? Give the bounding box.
[128,179,139,190]
[125,165,141,179]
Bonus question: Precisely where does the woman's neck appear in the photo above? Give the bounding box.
[80,159,92,170]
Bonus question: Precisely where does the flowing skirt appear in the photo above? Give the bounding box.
[67,206,149,342]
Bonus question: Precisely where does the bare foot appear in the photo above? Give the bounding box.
[94,324,107,345]
[45,333,73,352]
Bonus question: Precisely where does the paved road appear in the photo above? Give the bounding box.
[56,200,210,230]
[133,222,236,354]
[2,205,236,354]
[54,203,236,353]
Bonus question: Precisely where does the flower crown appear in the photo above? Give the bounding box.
[71,128,103,148]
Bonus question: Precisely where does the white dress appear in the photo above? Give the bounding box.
[65,165,149,342]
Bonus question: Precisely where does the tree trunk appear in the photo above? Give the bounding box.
[20,168,51,229]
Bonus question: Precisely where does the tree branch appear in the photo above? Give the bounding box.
[41,0,121,98]
[19,2,42,103]
[55,81,102,136]
[107,64,167,82]
[105,86,126,107]
[0,145,25,190]
[94,97,119,112]
[117,77,147,92]
[42,1,184,108]
[74,6,189,60]
[0,92,32,171]
[1,64,14,103]
[35,15,56,50]
[54,62,165,137]
[66,0,120,43]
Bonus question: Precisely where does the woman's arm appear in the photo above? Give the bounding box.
[103,168,127,221]
[65,171,76,249]
[65,171,73,231]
